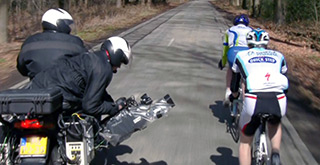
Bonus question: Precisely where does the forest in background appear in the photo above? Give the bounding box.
[228,0,320,51]
[0,0,183,43]
[0,0,319,47]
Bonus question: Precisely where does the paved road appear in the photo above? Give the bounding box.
[6,0,318,165]
[101,1,318,164]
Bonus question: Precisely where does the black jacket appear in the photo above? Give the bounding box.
[30,51,119,116]
[17,31,87,79]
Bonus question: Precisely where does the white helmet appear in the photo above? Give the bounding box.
[41,8,74,34]
[246,28,270,48]
[100,36,132,67]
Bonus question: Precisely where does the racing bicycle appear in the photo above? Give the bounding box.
[251,113,276,165]
[229,88,242,143]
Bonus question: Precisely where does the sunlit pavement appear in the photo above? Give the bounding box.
[10,0,318,164]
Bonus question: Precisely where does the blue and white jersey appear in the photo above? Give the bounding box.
[221,24,252,67]
[224,24,252,48]
[232,48,289,93]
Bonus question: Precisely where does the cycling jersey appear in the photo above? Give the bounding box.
[232,47,289,135]
[232,47,288,93]
[222,24,252,67]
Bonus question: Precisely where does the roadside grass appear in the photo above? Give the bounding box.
[74,4,175,42]
[309,54,320,63]
[0,58,5,63]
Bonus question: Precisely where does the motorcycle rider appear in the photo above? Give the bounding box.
[229,29,288,165]
[17,8,87,79]
[218,14,252,106]
[29,36,132,117]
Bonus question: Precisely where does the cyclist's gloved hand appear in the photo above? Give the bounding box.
[115,97,127,110]
[218,59,224,70]
[229,93,239,103]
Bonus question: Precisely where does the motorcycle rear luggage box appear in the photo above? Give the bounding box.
[0,88,62,115]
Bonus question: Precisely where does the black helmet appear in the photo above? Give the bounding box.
[101,36,132,67]
[233,14,249,26]
[41,8,74,34]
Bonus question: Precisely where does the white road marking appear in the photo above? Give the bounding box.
[167,38,174,47]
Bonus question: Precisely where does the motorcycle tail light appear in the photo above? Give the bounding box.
[15,119,43,129]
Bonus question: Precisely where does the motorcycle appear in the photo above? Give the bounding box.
[0,88,174,165]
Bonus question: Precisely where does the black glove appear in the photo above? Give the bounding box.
[115,97,127,110]
[218,60,224,70]
[228,93,239,103]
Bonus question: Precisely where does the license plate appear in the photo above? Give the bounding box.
[19,136,48,157]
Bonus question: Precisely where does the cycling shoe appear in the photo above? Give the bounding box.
[271,152,281,165]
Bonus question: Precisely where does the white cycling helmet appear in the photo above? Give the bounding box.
[100,36,132,68]
[246,28,270,48]
[41,8,74,34]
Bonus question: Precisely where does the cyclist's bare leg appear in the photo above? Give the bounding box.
[239,131,254,165]
[268,123,282,153]
[224,68,232,105]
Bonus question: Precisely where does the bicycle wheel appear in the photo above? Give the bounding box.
[251,125,262,165]
[231,99,242,142]
[252,125,269,165]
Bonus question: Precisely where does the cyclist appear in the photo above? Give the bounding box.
[29,36,132,117]
[229,29,288,165]
[17,8,87,79]
[218,14,252,106]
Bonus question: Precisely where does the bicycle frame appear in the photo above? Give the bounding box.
[231,99,241,117]
[230,88,243,118]
[252,115,270,165]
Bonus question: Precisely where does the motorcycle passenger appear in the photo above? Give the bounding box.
[29,36,132,117]
[218,14,252,106]
[229,29,288,165]
[17,8,87,79]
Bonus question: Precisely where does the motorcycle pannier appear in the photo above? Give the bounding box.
[0,88,62,115]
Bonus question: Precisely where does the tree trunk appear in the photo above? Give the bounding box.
[141,0,146,6]
[242,0,248,9]
[0,0,8,43]
[235,0,240,6]
[147,0,152,8]
[312,0,319,26]
[85,0,88,7]
[230,0,240,6]
[252,0,261,17]
[274,0,285,25]
[116,0,122,8]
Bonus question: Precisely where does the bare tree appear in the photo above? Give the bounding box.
[230,0,240,6]
[274,0,285,25]
[251,0,261,17]
[242,0,248,9]
[117,0,122,8]
[311,0,319,26]
[147,0,151,8]
[0,0,8,43]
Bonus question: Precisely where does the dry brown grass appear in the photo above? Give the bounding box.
[74,5,172,41]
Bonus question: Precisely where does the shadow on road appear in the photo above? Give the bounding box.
[209,100,230,124]
[210,147,239,165]
[209,101,240,143]
[104,145,167,165]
